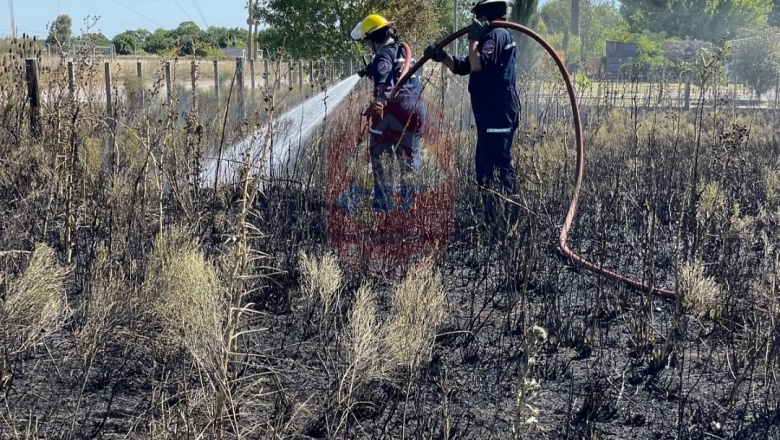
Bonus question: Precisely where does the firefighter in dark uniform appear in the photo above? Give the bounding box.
[351,14,426,213]
[425,0,519,224]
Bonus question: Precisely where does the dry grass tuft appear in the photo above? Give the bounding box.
[1,244,70,354]
[346,283,383,383]
[762,164,780,207]
[698,181,727,221]
[678,260,722,319]
[384,257,446,372]
[75,244,129,363]
[299,251,343,315]
[142,227,223,365]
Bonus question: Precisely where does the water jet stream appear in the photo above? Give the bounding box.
[202,74,362,185]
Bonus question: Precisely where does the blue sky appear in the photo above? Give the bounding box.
[2,0,250,39]
[3,1,567,41]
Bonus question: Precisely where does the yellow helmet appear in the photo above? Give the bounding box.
[350,14,393,41]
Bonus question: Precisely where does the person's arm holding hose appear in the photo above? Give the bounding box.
[467,17,489,72]
[424,45,469,75]
[425,17,489,74]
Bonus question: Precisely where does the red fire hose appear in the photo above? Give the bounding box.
[391,21,676,299]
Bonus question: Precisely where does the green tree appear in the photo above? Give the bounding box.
[255,0,440,59]
[81,32,111,47]
[540,0,625,69]
[540,0,570,35]
[606,24,671,69]
[173,21,203,56]
[379,0,440,48]
[113,32,140,55]
[511,0,543,75]
[620,0,772,41]
[727,28,780,97]
[771,0,780,26]
[46,14,72,46]
[257,27,286,59]
[144,28,175,55]
[204,26,248,48]
[255,0,369,58]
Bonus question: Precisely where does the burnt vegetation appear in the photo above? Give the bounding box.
[1,36,780,439]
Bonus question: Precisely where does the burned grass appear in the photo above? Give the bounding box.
[2,41,780,439]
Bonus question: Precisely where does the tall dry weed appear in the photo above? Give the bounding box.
[299,251,343,316]
[346,283,383,384]
[697,181,727,222]
[384,257,446,372]
[1,244,70,355]
[75,243,130,364]
[678,260,722,319]
[142,226,223,367]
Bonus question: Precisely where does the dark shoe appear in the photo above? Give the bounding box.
[336,185,371,216]
[398,184,418,212]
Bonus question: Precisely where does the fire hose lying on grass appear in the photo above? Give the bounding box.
[390,21,676,299]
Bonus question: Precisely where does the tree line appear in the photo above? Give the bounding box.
[45,15,248,58]
[40,0,780,96]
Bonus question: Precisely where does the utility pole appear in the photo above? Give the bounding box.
[246,0,260,60]
[453,0,458,57]
[247,0,253,59]
[8,0,16,39]
[254,0,260,58]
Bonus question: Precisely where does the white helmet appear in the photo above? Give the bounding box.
[471,0,514,10]
[471,0,514,19]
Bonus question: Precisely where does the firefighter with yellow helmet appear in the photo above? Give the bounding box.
[351,14,426,213]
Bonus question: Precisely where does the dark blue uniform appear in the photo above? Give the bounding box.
[451,27,519,194]
[368,42,426,212]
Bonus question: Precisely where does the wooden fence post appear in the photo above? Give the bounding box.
[319,58,326,84]
[136,60,144,107]
[165,61,172,105]
[67,61,75,95]
[249,58,256,98]
[105,62,113,117]
[309,59,314,85]
[298,61,303,89]
[236,57,245,119]
[105,61,117,183]
[25,58,41,138]
[261,58,267,88]
[275,58,281,91]
[287,60,293,88]
[213,59,220,103]
[190,61,198,111]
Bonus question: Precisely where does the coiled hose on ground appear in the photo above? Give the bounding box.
[391,21,676,299]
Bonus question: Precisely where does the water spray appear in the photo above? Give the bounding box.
[392,21,676,299]
[203,75,362,185]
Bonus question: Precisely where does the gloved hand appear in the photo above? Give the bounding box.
[424,44,448,62]
[363,100,385,126]
[357,66,369,78]
[468,17,490,41]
